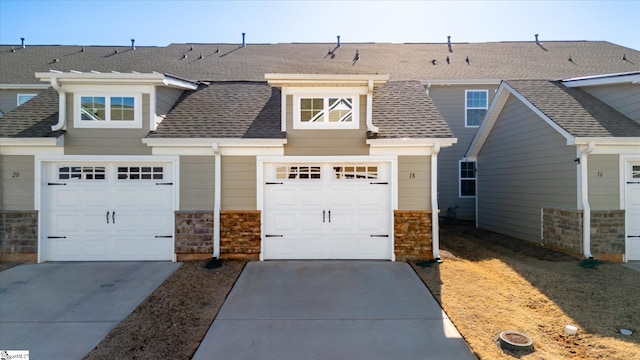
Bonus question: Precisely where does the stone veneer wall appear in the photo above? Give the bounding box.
[0,210,38,263]
[175,211,214,261]
[394,210,432,261]
[542,208,625,262]
[220,210,261,260]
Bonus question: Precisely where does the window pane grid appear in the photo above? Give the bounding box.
[118,166,164,180]
[276,166,321,180]
[466,90,488,127]
[58,166,105,180]
[333,165,378,180]
[460,161,476,197]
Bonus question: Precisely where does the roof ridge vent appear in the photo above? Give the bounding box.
[11,46,15,52]
[447,36,452,52]
[131,39,136,50]
[81,45,85,52]
[337,35,341,48]
[21,37,25,48]
[114,48,119,54]
[242,32,246,47]
[535,34,539,43]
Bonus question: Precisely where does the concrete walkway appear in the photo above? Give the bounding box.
[624,261,640,273]
[0,262,180,360]
[193,261,476,360]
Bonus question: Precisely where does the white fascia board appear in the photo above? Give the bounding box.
[562,72,640,87]
[142,138,287,147]
[366,138,457,147]
[0,137,61,146]
[420,79,502,86]
[142,138,287,156]
[36,72,197,89]
[0,83,51,90]
[571,138,640,155]
[265,73,389,87]
[0,137,64,155]
[162,76,199,90]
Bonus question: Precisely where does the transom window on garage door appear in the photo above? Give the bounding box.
[118,166,164,180]
[333,165,378,180]
[58,166,106,180]
[276,166,321,180]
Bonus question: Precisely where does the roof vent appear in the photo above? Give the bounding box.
[242,32,246,47]
[568,55,573,62]
[190,45,194,51]
[337,35,341,48]
[182,54,188,59]
[199,52,203,59]
[215,46,219,53]
[21,37,25,48]
[81,45,85,52]
[114,48,119,54]
[432,59,437,65]
[535,34,539,43]
[446,56,450,64]
[131,39,136,50]
[465,56,470,65]
[11,46,15,52]
[352,49,360,65]
[447,36,452,52]
[623,53,628,61]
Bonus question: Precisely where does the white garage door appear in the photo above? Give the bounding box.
[44,162,175,261]
[263,163,392,260]
[626,161,640,261]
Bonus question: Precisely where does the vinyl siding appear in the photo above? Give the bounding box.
[0,155,35,210]
[179,156,215,210]
[582,84,640,124]
[64,93,152,155]
[398,156,431,210]
[221,156,256,210]
[430,85,498,220]
[156,87,183,123]
[477,95,577,243]
[588,154,620,210]
[0,89,44,116]
[284,94,369,156]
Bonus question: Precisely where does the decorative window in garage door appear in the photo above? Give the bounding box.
[58,166,106,180]
[276,166,321,180]
[333,165,378,180]
[117,166,164,180]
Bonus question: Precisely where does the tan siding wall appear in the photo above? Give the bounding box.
[398,156,431,210]
[284,94,369,156]
[430,85,498,220]
[221,156,256,210]
[179,156,215,210]
[0,155,35,210]
[156,87,183,119]
[64,92,151,155]
[477,95,577,243]
[0,89,44,115]
[588,154,620,210]
[583,84,640,124]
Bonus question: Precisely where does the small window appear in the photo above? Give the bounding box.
[58,166,105,181]
[459,161,476,197]
[633,165,640,179]
[465,90,488,127]
[294,95,359,129]
[118,166,164,180]
[333,165,378,180]
[17,94,36,106]
[75,93,141,128]
[276,166,321,180]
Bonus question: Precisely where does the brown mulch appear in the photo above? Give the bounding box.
[83,260,246,360]
[414,220,640,360]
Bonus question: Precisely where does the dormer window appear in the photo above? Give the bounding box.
[293,91,360,129]
[74,93,142,129]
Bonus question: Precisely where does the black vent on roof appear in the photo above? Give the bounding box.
[466,56,470,65]
[446,56,450,64]
[21,37,25,48]
[447,36,452,52]
[337,35,341,48]
[242,33,246,47]
[535,34,539,43]
[131,39,135,50]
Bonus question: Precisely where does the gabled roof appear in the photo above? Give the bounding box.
[147,81,284,139]
[466,79,640,159]
[371,81,453,139]
[0,87,62,138]
[1,41,638,84]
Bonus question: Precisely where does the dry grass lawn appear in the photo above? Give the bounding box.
[414,221,640,359]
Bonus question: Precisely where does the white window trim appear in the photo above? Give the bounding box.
[17,93,37,106]
[73,92,143,129]
[465,89,488,128]
[459,160,476,198]
[292,89,362,130]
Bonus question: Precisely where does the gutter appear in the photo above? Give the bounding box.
[431,143,442,262]
[213,143,221,259]
[366,79,379,133]
[579,142,596,259]
[50,77,66,131]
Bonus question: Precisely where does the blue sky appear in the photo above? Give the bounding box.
[1,1,639,50]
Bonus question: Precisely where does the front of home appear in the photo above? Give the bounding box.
[1,40,639,263]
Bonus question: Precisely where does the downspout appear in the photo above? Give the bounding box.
[213,143,221,258]
[366,79,379,133]
[431,143,442,262]
[579,142,596,259]
[50,77,66,131]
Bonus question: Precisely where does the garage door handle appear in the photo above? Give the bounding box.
[265,234,284,237]
[629,235,640,238]
[370,234,389,237]
[328,210,331,223]
[106,211,110,224]
[47,236,67,239]
[627,181,640,184]
[112,211,116,224]
[323,210,326,223]
[155,235,173,238]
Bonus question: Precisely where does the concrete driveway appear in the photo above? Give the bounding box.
[193,261,476,360]
[0,261,180,359]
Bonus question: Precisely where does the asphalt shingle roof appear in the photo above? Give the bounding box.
[148,81,284,138]
[1,41,638,84]
[506,80,640,137]
[0,87,62,138]
[372,81,453,139]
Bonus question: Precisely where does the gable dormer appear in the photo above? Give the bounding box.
[35,71,198,133]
